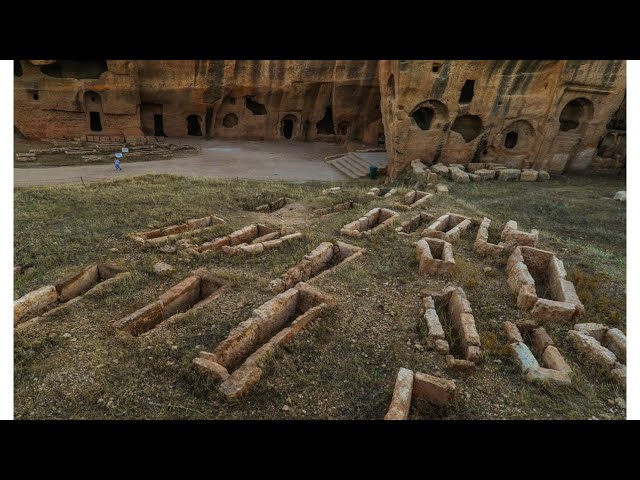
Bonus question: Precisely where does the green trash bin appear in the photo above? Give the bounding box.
[369,165,379,179]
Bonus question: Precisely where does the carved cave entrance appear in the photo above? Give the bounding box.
[281,115,296,139]
[187,115,203,136]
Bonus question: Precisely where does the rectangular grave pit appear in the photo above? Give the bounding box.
[196,224,302,255]
[269,240,365,293]
[114,269,225,336]
[399,190,433,210]
[14,263,129,327]
[395,213,434,235]
[313,200,357,217]
[193,282,330,400]
[504,321,572,386]
[416,237,455,275]
[422,286,481,370]
[473,217,508,256]
[255,197,293,213]
[128,214,226,245]
[501,220,539,247]
[384,367,457,420]
[422,213,472,243]
[507,246,584,322]
[340,207,399,237]
[567,323,626,388]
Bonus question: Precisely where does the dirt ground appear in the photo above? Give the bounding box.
[13,172,626,419]
[14,138,352,186]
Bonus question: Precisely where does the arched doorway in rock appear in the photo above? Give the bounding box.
[83,91,103,132]
[187,114,203,136]
[559,98,594,132]
[410,100,448,131]
[281,115,297,139]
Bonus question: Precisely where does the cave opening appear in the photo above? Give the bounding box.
[505,131,518,149]
[412,107,435,130]
[14,60,22,77]
[90,112,102,132]
[597,134,616,157]
[154,114,165,137]
[451,115,482,142]
[316,107,335,134]
[187,115,202,136]
[559,98,592,132]
[282,118,294,139]
[244,96,267,115]
[458,80,475,103]
[388,74,395,97]
[223,113,238,128]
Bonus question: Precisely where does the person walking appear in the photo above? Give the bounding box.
[114,157,123,171]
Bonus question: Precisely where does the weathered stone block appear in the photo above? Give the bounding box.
[542,346,571,372]
[531,327,555,356]
[567,330,617,369]
[525,367,571,385]
[413,372,456,406]
[574,323,608,343]
[384,367,414,420]
[509,342,539,372]
[531,299,576,323]
[503,321,524,343]
[14,285,58,325]
[603,328,626,364]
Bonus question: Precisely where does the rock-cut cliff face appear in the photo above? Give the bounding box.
[14,59,625,176]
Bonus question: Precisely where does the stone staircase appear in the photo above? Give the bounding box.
[326,151,388,179]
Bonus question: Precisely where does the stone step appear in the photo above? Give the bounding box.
[349,153,375,170]
[341,155,370,176]
[328,158,362,179]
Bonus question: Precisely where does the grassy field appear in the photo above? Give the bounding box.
[14,172,626,419]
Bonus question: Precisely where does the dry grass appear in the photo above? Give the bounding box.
[14,172,626,419]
